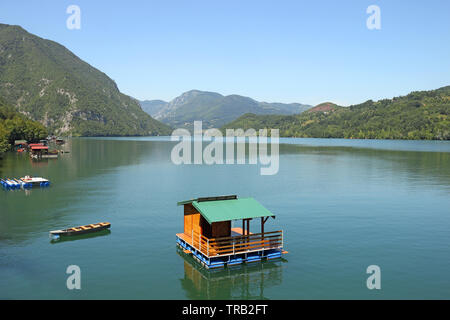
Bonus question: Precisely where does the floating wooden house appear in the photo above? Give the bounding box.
[29,144,58,159]
[176,195,287,269]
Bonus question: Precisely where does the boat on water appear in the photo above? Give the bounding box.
[49,222,111,240]
[20,176,50,187]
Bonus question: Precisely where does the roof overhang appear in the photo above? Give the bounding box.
[178,195,275,224]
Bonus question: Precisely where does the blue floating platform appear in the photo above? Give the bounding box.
[1,177,50,191]
[176,234,286,269]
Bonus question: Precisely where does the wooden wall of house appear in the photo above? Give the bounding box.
[183,204,231,238]
[211,221,231,238]
[183,204,212,237]
[200,217,212,239]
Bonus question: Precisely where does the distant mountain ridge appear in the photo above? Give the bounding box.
[139,90,311,129]
[0,24,171,136]
[139,99,168,117]
[222,86,450,140]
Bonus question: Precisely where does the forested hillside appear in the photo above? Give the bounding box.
[0,97,47,153]
[0,24,171,137]
[223,86,450,140]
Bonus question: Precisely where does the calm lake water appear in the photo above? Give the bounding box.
[1,137,449,299]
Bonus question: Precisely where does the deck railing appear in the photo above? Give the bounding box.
[189,230,283,258]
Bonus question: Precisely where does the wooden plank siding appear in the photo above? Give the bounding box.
[184,204,230,239]
[184,203,208,236]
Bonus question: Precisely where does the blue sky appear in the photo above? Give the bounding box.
[1,0,449,105]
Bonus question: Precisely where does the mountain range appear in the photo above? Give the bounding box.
[139,90,311,130]
[0,24,171,136]
[1,23,447,141]
[223,86,450,140]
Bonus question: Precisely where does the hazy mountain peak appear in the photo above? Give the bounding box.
[140,90,311,130]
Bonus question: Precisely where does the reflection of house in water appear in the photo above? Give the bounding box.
[30,159,49,167]
[178,248,285,300]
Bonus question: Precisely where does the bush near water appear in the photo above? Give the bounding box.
[0,96,47,154]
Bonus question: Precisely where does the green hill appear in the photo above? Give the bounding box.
[0,24,172,136]
[143,90,311,130]
[222,86,450,140]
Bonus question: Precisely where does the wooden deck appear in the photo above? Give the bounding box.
[176,227,283,258]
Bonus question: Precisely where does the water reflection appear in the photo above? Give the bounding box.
[1,137,449,299]
[279,143,450,189]
[177,249,285,299]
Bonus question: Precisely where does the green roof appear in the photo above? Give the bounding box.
[179,197,275,224]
